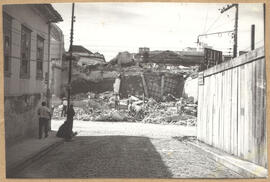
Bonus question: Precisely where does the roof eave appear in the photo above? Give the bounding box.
[45,4,63,23]
[33,4,63,23]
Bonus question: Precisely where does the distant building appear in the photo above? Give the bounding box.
[109,51,136,66]
[3,4,63,144]
[71,45,105,66]
[137,48,204,69]
[139,47,150,54]
[110,46,231,71]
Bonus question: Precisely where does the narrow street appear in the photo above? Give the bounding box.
[2,2,266,181]
[13,120,242,178]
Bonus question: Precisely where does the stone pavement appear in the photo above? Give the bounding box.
[6,131,63,177]
[12,121,243,178]
[12,135,242,178]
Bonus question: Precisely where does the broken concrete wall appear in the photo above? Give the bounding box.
[4,93,43,146]
[182,77,198,102]
[71,77,115,95]
[120,75,144,98]
[163,74,185,98]
[70,60,185,101]
[143,72,184,101]
[69,66,118,95]
[144,72,162,100]
[119,72,185,100]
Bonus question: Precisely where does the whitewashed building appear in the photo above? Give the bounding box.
[50,23,65,98]
[3,4,63,144]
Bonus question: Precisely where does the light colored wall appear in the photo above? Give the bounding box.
[50,34,65,97]
[3,5,52,144]
[182,77,198,102]
[51,66,62,97]
[3,5,49,97]
[197,47,267,168]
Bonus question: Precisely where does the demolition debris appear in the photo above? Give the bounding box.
[53,91,197,126]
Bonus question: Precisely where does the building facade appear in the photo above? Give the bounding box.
[50,23,65,98]
[3,4,62,145]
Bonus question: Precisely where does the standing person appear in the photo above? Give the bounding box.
[177,97,184,116]
[113,74,121,110]
[37,101,51,139]
[115,94,120,110]
[61,97,67,117]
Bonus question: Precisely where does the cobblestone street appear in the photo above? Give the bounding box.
[13,120,242,178]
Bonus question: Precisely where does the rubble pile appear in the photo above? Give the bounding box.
[141,98,197,126]
[52,92,197,126]
[53,91,129,122]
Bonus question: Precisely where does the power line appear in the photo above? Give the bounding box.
[240,39,264,51]
[211,17,235,31]
[202,10,208,34]
[205,13,223,33]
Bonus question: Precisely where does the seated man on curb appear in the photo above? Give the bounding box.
[56,103,77,140]
[37,101,51,139]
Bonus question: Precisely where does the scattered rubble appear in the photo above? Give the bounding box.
[52,92,197,126]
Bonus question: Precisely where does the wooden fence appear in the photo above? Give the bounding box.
[197,47,267,168]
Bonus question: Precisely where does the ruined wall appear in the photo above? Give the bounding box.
[163,74,184,98]
[70,66,185,100]
[182,77,198,102]
[71,77,115,95]
[120,72,185,100]
[144,72,184,101]
[120,75,144,98]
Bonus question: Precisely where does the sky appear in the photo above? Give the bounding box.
[52,3,264,61]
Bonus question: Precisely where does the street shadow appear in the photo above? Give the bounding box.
[11,135,172,178]
[172,136,197,142]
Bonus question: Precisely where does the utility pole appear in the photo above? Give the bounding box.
[67,3,75,110]
[47,22,51,108]
[47,22,51,130]
[220,4,238,58]
[263,4,265,45]
[251,24,255,50]
[66,3,75,140]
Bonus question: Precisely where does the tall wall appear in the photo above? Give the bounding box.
[197,47,267,168]
[50,24,65,98]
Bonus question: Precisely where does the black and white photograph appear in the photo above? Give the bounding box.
[1,1,267,179]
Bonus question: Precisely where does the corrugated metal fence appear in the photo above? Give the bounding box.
[197,47,267,168]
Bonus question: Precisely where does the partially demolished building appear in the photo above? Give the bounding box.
[67,47,203,101]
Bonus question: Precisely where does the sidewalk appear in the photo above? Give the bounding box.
[187,140,268,178]
[6,131,64,177]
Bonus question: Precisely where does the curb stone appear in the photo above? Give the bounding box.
[6,140,64,178]
[187,141,268,178]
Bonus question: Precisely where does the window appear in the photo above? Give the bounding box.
[3,13,12,76]
[20,25,31,78]
[36,35,44,79]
